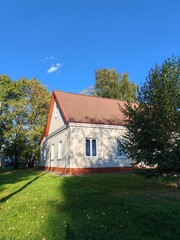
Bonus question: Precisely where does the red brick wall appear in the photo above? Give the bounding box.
[42,166,132,175]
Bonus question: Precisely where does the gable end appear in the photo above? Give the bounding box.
[39,91,69,144]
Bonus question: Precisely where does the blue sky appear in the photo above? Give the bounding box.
[0,0,180,93]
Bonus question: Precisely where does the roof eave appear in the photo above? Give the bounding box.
[39,91,69,144]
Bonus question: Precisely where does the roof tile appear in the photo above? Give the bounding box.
[54,90,127,125]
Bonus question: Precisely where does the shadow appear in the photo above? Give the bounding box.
[1,166,180,239]
[45,173,180,240]
[0,172,47,203]
[41,104,180,239]
[69,100,127,126]
[67,124,131,172]
[65,224,78,240]
[0,168,44,197]
[0,168,43,185]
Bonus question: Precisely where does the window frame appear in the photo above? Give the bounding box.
[117,139,127,158]
[43,148,46,161]
[51,144,55,160]
[86,139,91,156]
[92,139,97,156]
[85,138,97,157]
[58,140,62,160]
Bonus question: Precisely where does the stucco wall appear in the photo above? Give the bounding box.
[69,123,131,168]
[49,101,65,134]
[40,126,70,169]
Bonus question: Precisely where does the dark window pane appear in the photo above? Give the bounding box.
[92,139,96,156]
[117,140,121,156]
[86,139,90,156]
[117,139,127,157]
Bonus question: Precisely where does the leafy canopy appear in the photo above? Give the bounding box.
[122,56,180,183]
[81,68,137,101]
[0,75,51,167]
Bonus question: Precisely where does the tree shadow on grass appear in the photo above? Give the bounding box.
[46,173,180,240]
[0,168,42,185]
[0,171,47,203]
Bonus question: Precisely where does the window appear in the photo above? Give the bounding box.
[41,149,43,161]
[86,139,97,156]
[51,144,54,160]
[43,148,46,161]
[92,139,97,156]
[55,103,58,118]
[86,139,90,156]
[58,141,62,160]
[117,139,127,158]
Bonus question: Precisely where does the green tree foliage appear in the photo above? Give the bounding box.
[0,75,50,168]
[122,57,180,187]
[0,75,12,149]
[81,68,137,101]
[95,68,120,99]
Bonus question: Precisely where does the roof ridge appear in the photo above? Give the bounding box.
[53,90,129,103]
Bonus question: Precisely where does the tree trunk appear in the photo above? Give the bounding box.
[14,155,19,169]
[27,155,35,168]
[14,160,19,169]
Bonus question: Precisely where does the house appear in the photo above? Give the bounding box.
[39,90,132,174]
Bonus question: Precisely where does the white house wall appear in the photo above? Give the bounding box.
[69,123,131,168]
[40,126,70,169]
[49,101,65,134]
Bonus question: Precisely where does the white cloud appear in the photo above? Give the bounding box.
[45,56,57,61]
[47,63,61,74]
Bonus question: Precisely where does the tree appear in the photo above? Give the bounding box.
[0,75,13,166]
[122,56,180,187]
[95,68,120,99]
[81,68,137,101]
[23,78,51,167]
[0,75,50,168]
[80,85,97,96]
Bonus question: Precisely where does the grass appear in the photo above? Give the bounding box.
[0,169,180,240]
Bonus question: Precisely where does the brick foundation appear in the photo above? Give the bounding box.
[42,166,132,175]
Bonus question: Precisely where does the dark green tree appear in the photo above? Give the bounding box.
[0,75,50,168]
[122,56,180,187]
[81,68,137,101]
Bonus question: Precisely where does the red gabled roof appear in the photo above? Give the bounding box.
[39,90,129,144]
[54,90,127,125]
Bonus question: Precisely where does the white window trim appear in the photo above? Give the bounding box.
[85,138,97,157]
[58,140,62,160]
[41,149,43,162]
[51,144,55,160]
[43,148,46,161]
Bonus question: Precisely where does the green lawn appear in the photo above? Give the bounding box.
[0,169,180,240]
